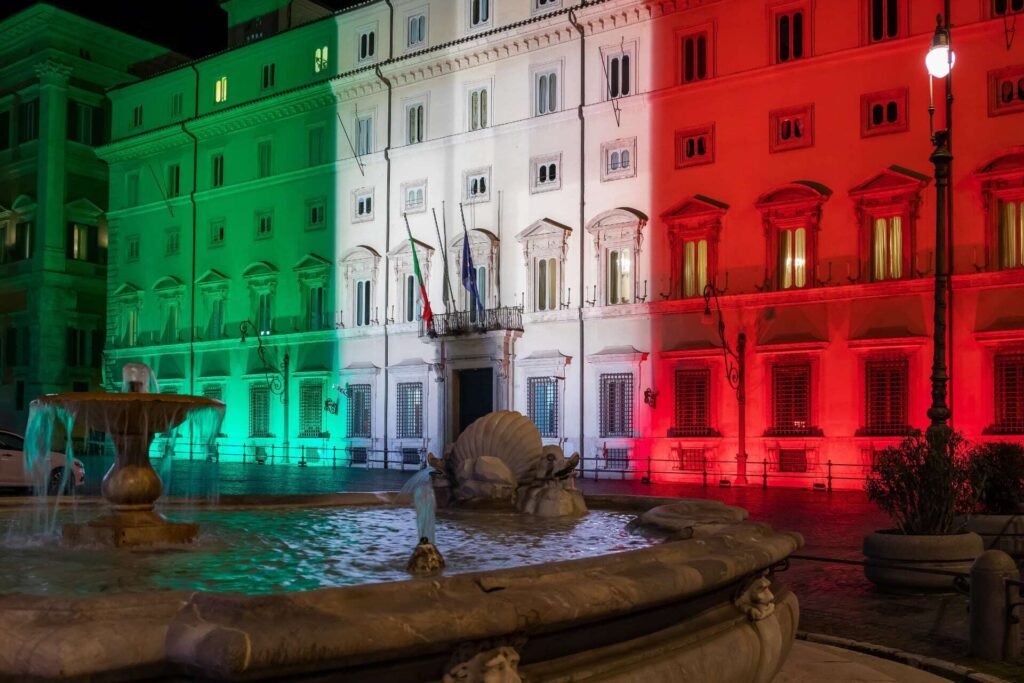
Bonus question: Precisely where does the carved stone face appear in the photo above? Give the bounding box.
[442,647,522,683]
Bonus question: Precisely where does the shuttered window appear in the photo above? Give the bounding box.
[397,382,423,438]
[771,364,812,435]
[671,368,711,436]
[995,354,1024,433]
[599,373,633,437]
[864,360,909,435]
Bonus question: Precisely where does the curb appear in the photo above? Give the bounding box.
[797,632,1014,683]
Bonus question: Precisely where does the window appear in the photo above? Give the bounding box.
[67,222,104,264]
[680,237,709,298]
[534,257,558,311]
[209,219,225,247]
[988,65,1024,117]
[769,105,813,152]
[4,327,18,367]
[256,211,273,238]
[307,126,326,167]
[163,302,179,343]
[773,5,808,64]
[999,198,1024,269]
[994,353,1024,433]
[531,154,560,193]
[606,248,633,304]
[126,172,139,207]
[123,308,138,347]
[406,102,425,144]
[469,0,491,28]
[672,368,711,436]
[599,373,633,437]
[215,76,228,103]
[676,448,706,472]
[307,199,325,229]
[261,63,275,89]
[126,234,140,262]
[465,169,490,202]
[602,138,636,181]
[355,191,373,220]
[993,0,1024,16]
[211,153,224,188]
[404,181,426,212]
[862,88,908,137]
[675,125,714,168]
[604,49,632,99]
[358,28,376,61]
[67,101,101,145]
[402,448,421,465]
[166,164,181,198]
[528,377,558,437]
[131,104,143,129]
[770,364,813,436]
[299,380,324,437]
[535,68,558,115]
[868,0,901,43]
[256,292,273,335]
[407,12,427,48]
[778,449,808,472]
[356,115,373,156]
[864,359,909,435]
[0,110,9,150]
[605,448,629,470]
[314,46,329,73]
[463,265,487,322]
[249,384,270,437]
[208,297,225,339]
[347,383,372,437]
[871,216,903,280]
[468,86,489,131]
[397,382,424,438]
[66,327,88,367]
[533,0,561,13]
[777,226,807,289]
[17,100,38,142]
[171,92,184,118]
[166,227,180,256]
[257,140,272,178]
[404,273,424,322]
[355,278,373,326]
[679,29,710,83]
[2,222,32,263]
[307,285,326,330]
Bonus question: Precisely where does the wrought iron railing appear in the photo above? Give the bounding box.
[422,306,524,338]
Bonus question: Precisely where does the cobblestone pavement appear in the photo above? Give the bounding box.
[18,460,1024,681]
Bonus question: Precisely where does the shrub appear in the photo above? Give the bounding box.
[967,441,1024,515]
[865,432,972,535]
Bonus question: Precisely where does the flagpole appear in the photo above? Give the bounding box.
[432,207,457,312]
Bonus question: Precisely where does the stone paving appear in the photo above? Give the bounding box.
[31,459,1024,680]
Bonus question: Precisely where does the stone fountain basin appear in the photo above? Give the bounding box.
[34,392,223,435]
[0,494,803,682]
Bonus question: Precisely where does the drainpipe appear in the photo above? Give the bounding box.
[377,0,395,468]
[568,5,587,466]
[184,65,200,401]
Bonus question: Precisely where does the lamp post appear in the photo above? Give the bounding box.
[703,283,747,486]
[240,320,290,452]
[925,6,954,448]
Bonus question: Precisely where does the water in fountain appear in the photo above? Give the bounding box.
[401,468,437,543]
[20,401,77,537]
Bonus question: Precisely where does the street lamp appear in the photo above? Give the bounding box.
[240,320,290,450]
[925,6,954,449]
[703,283,747,486]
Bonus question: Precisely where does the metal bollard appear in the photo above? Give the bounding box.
[969,549,1021,662]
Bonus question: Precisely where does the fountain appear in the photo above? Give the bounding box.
[28,363,224,547]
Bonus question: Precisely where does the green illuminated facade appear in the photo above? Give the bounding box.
[0,4,172,432]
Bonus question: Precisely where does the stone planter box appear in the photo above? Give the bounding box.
[863,530,984,592]
[963,514,1024,559]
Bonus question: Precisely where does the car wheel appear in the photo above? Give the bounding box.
[47,467,76,496]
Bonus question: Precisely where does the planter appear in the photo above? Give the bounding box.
[962,514,1024,560]
[863,530,984,592]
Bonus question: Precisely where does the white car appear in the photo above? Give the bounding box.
[0,429,85,494]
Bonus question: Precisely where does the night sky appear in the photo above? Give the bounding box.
[0,0,368,58]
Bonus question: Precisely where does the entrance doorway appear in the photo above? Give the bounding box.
[457,367,493,434]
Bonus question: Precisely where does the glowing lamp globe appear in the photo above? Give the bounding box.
[925,45,954,78]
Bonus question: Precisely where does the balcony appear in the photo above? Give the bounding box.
[422,306,524,338]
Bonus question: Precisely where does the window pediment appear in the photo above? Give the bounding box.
[153,275,185,292]
[196,269,229,287]
[293,252,331,273]
[450,228,498,271]
[586,207,648,251]
[516,218,572,248]
[756,181,831,213]
[64,197,103,221]
[11,195,35,212]
[662,195,728,224]
[340,245,381,280]
[113,281,142,299]
[975,148,1024,196]
[242,261,278,280]
[849,166,929,204]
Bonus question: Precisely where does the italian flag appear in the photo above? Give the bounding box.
[406,223,433,329]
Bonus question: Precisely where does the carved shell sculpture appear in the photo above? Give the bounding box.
[450,411,545,486]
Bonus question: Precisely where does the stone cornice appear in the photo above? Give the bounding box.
[192,88,339,139]
[97,126,192,164]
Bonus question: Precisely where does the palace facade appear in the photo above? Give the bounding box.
[99,0,1024,488]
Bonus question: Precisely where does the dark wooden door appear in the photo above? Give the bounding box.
[458,368,493,434]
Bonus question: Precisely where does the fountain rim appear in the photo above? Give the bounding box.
[31,392,225,409]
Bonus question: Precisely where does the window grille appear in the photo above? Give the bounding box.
[303,446,320,463]
[771,364,813,435]
[995,354,1024,433]
[528,377,558,437]
[397,382,424,438]
[202,385,223,403]
[671,368,711,436]
[676,448,705,472]
[299,380,323,437]
[347,383,372,438]
[778,448,808,472]
[249,384,270,437]
[864,360,909,435]
[402,447,421,465]
[349,446,368,464]
[599,373,633,437]
[606,447,629,470]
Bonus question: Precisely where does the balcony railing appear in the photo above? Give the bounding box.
[423,306,524,338]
